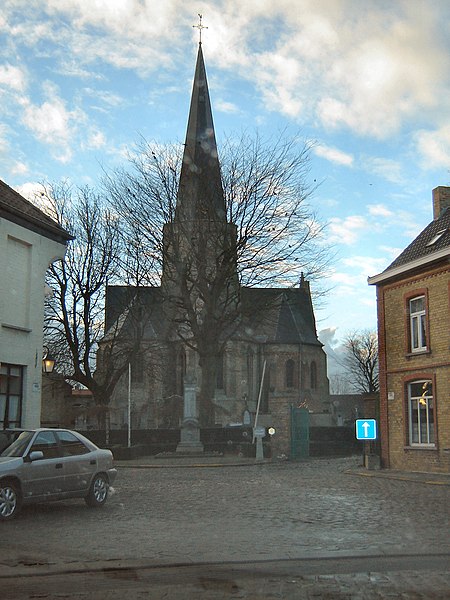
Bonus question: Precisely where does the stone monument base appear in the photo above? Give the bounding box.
[176,418,204,453]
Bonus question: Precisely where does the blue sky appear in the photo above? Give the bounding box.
[1,0,450,361]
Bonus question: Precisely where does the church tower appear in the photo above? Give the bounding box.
[162,42,238,334]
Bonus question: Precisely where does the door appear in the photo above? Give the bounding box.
[56,430,94,493]
[290,406,310,459]
[21,431,66,499]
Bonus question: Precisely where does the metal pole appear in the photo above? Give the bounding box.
[253,359,266,443]
[127,362,131,448]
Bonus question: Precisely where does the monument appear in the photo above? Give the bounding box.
[176,375,204,453]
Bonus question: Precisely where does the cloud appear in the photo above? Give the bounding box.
[10,161,29,176]
[414,124,450,169]
[0,64,27,92]
[314,144,354,166]
[364,157,404,184]
[21,82,83,162]
[215,99,241,114]
[328,215,368,245]
[367,204,393,217]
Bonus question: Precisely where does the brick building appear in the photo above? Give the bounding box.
[98,43,329,456]
[368,186,450,473]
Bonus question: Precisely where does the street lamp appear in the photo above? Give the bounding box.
[42,347,56,374]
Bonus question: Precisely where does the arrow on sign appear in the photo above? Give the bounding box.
[362,422,370,437]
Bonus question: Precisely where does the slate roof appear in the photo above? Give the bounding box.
[240,287,320,346]
[105,283,321,347]
[384,206,450,271]
[0,179,72,244]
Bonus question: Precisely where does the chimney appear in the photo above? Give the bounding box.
[432,186,450,220]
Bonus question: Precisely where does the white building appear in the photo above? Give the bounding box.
[0,180,71,428]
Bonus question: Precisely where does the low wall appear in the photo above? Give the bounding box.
[79,425,360,459]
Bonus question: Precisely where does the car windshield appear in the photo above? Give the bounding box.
[0,431,34,457]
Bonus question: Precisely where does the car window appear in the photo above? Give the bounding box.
[29,431,60,459]
[0,431,34,457]
[57,431,91,456]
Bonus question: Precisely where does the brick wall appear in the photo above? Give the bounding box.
[377,264,450,473]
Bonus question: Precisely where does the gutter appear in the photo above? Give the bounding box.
[368,247,450,285]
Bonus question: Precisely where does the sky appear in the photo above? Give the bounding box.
[1,0,450,371]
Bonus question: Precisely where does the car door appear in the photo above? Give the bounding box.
[21,431,66,499]
[55,430,95,493]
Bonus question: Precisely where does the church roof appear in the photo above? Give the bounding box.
[105,283,321,347]
[241,286,321,346]
[175,43,226,223]
[0,179,72,244]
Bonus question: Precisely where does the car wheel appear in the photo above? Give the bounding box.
[85,474,108,507]
[0,481,21,521]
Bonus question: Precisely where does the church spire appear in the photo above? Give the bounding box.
[175,41,226,223]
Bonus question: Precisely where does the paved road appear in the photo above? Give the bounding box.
[1,456,449,598]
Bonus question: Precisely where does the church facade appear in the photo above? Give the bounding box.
[100,43,329,454]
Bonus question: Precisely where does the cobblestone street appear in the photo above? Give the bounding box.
[2,456,449,598]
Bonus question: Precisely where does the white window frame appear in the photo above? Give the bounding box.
[409,296,427,352]
[408,380,435,447]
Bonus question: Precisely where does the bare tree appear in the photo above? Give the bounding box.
[103,131,333,424]
[342,330,379,394]
[39,182,145,413]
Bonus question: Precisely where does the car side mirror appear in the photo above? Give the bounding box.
[29,450,44,462]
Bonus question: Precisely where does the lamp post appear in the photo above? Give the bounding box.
[42,347,56,374]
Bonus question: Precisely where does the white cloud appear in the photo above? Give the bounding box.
[14,181,44,202]
[414,125,450,169]
[0,64,27,92]
[314,144,353,166]
[21,82,83,162]
[328,215,368,245]
[10,161,29,176]
[368,204,393,217]
[215,99,240,114]
[364,157,404,184]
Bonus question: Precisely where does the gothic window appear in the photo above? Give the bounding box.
[285,359,295,388]
[132,353,143,383]
[247,347,254,400]
[216,353,224,390]
[310,361,317,389]
[177,349,186,396]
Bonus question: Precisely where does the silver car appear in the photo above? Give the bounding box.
[0,428,117,520]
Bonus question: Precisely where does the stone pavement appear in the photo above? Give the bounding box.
[2,455,449,599]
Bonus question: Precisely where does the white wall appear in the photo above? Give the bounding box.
[0,218,66,428]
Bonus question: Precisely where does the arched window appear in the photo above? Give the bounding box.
[310,361,317,389]
[177,349,186,396]
[216,353,224,390]
[247,347,254,400]
[285,359,295,388]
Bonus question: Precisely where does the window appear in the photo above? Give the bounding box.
[408,380,435,446]
[216,353,224,390]
[30,431,60,459]
[310,361,317,389]
[0,364,23,428]
[409,296,427,352]
[132,353,143,383]
[57,431,90,456]
[285,359,295,388]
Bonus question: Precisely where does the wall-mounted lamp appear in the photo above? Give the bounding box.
[42,347,56,374]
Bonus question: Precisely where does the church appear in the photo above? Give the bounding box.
[99,41,329,454]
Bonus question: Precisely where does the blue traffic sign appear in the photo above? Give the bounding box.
[355,419,377,440]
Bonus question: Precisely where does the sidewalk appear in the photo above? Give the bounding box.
[115,453,450,485]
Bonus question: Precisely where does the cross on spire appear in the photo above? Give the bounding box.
[192,13,208,44]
